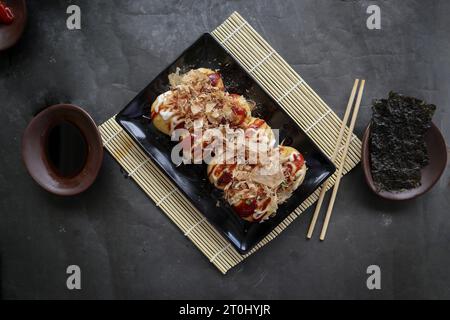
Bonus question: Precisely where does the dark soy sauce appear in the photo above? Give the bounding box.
[46,122,88,177]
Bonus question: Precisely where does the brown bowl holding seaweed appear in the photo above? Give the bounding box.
[362,122,447,200]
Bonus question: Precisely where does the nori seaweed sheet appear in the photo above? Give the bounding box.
[370,92,436,191]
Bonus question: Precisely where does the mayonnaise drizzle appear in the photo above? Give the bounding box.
[154,91,172,113]
[159,110,174,121]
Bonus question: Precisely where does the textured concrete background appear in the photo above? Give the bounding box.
[0,0,449,299]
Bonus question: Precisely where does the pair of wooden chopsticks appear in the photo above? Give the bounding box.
[307,79,365,241]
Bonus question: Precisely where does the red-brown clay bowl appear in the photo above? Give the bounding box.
[0,0,27,51]
[22,104,103,196]
[361,122,447,200]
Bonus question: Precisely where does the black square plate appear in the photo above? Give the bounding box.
[116,33,336,254]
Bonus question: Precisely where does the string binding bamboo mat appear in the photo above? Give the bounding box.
[98,12,362,274]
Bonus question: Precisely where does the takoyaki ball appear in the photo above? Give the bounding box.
[277,146,307,203]
[150,91,185,136]
[226,181,278,223]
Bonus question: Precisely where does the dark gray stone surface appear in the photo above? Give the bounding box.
[0,0,449,299]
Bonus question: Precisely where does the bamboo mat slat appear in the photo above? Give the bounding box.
[98,12,361,274]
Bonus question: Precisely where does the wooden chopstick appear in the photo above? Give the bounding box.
[306,79,360,239]
[319,80,365,241]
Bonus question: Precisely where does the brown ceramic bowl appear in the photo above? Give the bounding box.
[362,122,447,200]
[0,0,27,51]
[22,104,103,196]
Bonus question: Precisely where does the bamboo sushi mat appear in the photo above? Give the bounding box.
[98,12,362,274]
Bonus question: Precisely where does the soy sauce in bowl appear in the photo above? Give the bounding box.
[46,122,88,177]
[22,104,103,196]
